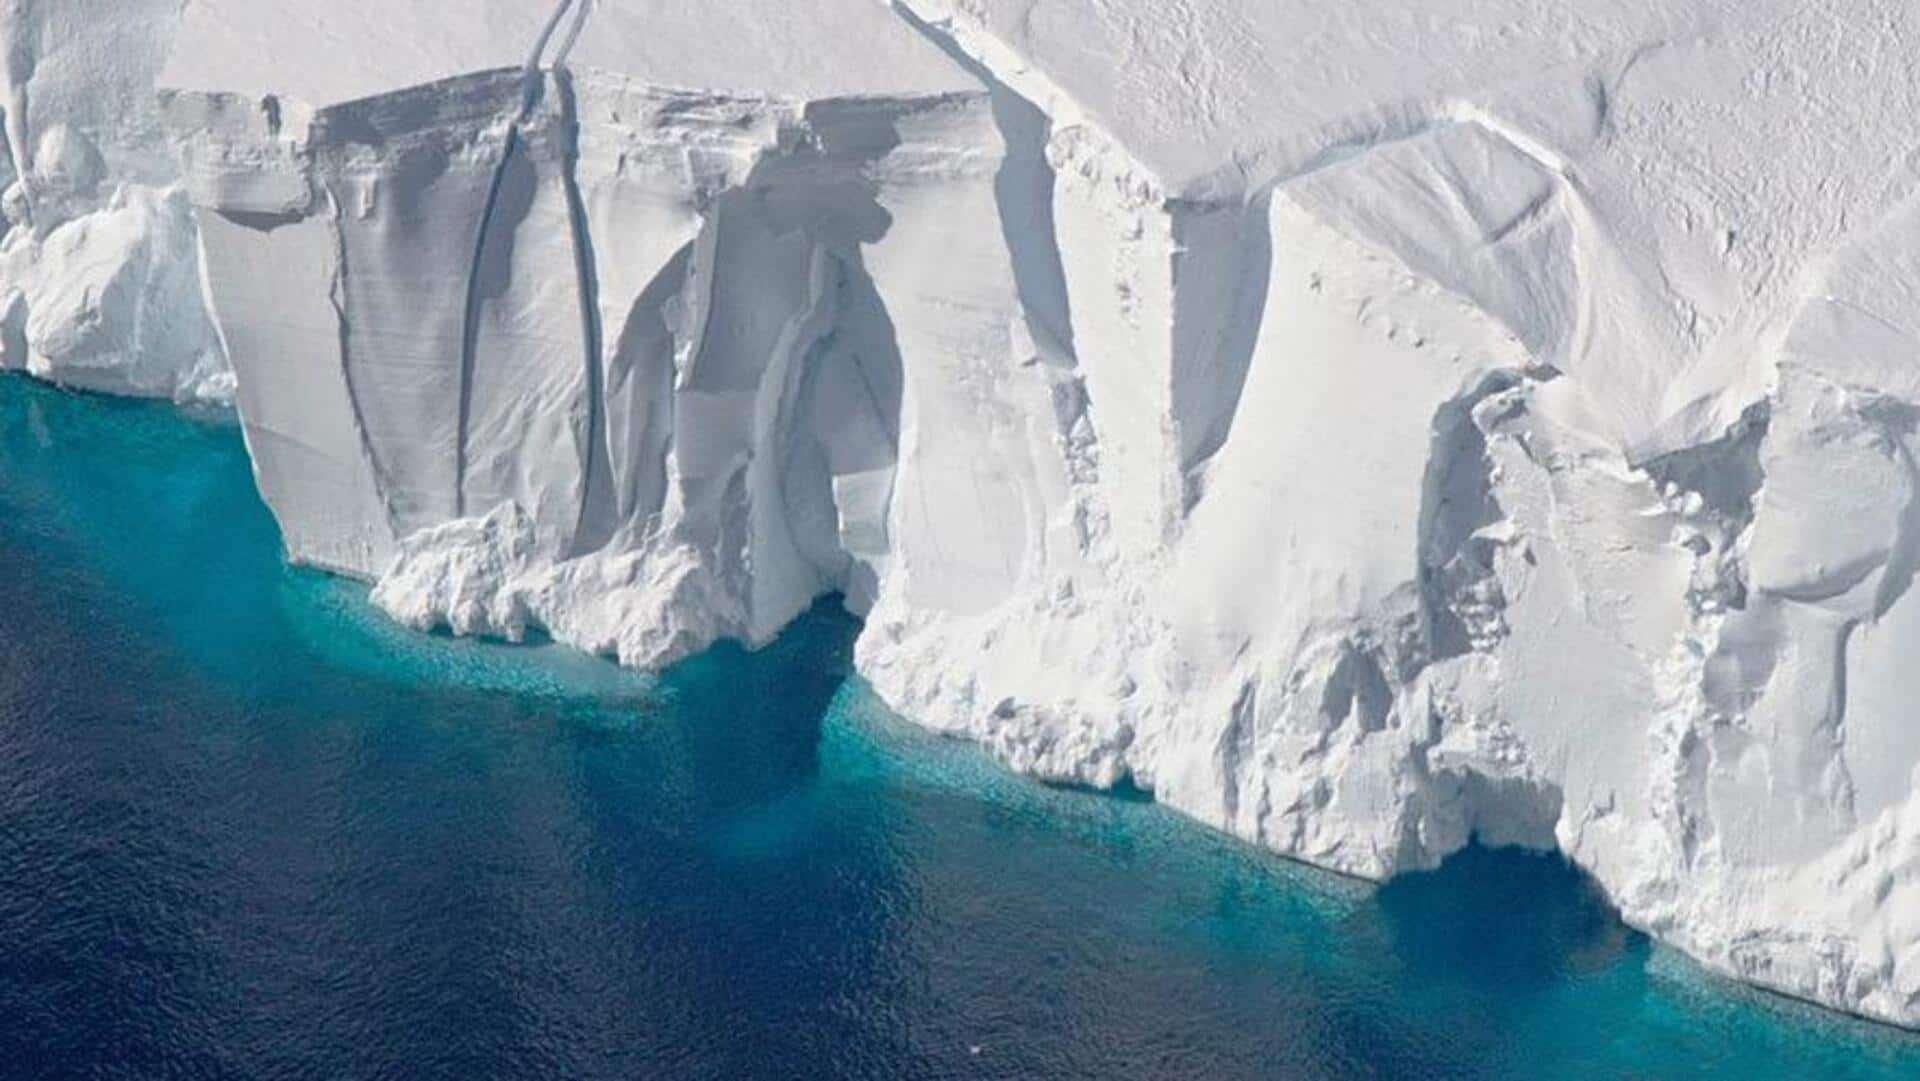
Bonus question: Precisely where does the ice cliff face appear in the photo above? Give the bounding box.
[14,0,1920,1029]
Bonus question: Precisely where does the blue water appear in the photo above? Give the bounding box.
[0,376,1917,1080]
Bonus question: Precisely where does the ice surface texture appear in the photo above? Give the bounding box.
[13,0,1920,1028]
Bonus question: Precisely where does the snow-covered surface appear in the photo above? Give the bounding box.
[162,0,974,107]
[18,0,1920,1028]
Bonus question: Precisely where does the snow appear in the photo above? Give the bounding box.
[162,0,973,107]
[17,0,1920,1029]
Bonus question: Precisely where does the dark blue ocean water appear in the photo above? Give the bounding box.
[0,374,1917,1080]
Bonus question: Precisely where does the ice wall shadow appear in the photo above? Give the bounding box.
[1370,842,1640,992]
[651,594,861,817]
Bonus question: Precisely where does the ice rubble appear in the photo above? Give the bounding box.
[15,0,1920,1027]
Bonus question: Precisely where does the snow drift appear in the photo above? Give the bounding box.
[11,0,1920,1028]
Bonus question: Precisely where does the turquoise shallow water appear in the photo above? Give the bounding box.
[1,373,1918,1080]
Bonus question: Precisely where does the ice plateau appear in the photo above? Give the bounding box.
[10,0,1920,1029]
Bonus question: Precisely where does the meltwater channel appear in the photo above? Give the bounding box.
[1,373,1917,1079]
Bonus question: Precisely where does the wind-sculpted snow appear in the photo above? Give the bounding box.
[20,0,1920,1029]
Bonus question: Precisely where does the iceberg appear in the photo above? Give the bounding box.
[10,0,1920,1028]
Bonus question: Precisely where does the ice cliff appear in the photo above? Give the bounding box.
[12,0,1920,1029]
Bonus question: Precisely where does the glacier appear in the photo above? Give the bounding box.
[10,0,1920,1029]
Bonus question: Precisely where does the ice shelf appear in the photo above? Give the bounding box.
[7,0,1920,1029]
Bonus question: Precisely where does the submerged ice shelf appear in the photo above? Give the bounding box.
[11,0,1920,1030]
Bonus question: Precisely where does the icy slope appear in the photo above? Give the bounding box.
[14,0,1920,1029]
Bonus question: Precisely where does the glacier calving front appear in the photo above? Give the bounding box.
[10,0,1920,1028]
